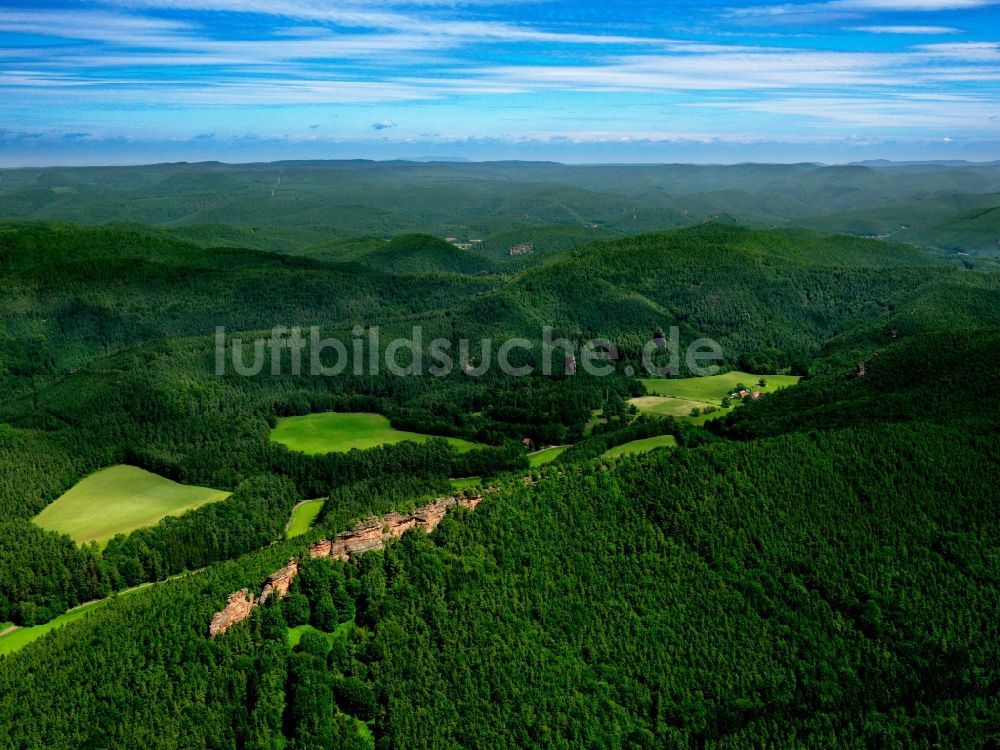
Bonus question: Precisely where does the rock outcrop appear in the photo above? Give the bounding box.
[209,558,297,638]
[309,495,482,562]
[209,494,482,637]
[259,558,299,605]
[209,589,255,638]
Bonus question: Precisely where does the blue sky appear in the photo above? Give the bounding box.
[1,0,998,164]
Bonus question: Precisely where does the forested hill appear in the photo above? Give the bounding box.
[6,219,996,393]
[331,234,498,276]
[713,329,1000,439]
[0,334,997,748]
[1,160,998,255]
[453,223,1000,368]
[0,221,491,378]
[0,214,998,748]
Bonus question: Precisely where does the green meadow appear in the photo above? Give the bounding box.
[0,600,109,656]
[640,371,801,402]
[285,499,326,539]
[528,446,568,467]
[270,412,483,455]
[628,396,726,419]
[449,476,483,492]
[632,371,801,423]
[602,434,677,459]
[33,465,231,546]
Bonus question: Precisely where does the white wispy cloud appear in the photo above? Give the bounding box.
[694,93,999,128]
[1,0,998,148]
[727,0,998,24]
[0,9,195,46]
[833,0,995,9]
[465,41,1000,93]
[852,25,962,33]
[99,0,652,44]
[912,41,1000,59]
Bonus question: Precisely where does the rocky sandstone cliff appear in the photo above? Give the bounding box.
[260,559,299,605]
[309,494,481,562]
[209,589,255,638]
[209,494,482,637]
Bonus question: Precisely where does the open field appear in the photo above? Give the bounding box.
[450,476,483,491]
[641,371,801,403]
[632,372,802,424]
[602,435,677,459]
[528,446,568,467]
[0,572,194,657]
[270,412,483,455]
[33,465,231,546]
[286,499,325,539]
[628,396,730,419]
[0,600,109,656]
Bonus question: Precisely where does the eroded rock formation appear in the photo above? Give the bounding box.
[309,495,482,562]
[209,494,482,637]
[259,558,299,605]
[209,558,298,638]
[209,589,255,638]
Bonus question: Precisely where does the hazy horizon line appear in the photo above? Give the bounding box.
[3,156,999,170]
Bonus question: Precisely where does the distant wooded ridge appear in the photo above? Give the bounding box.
[1,159,998,257]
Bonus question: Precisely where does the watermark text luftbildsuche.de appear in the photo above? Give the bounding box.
[215,325,722,378]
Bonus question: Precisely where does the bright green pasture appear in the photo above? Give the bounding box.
[602,435,677,459]
[0,600,107,656]
[450,476,483,491]
[633,371,801,423]
[270,412,482,454]
[528,446,567,467]
[286,499,325,539]
[628,396,727,419]
[33,465,230,546]
[641,371,800,403]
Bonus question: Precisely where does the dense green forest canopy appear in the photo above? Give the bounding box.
[1,217,998,627]
[0,183,997,749]
[0,332,997,748]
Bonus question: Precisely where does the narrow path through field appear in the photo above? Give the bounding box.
[285,499,313,534]
[0,568,205,657]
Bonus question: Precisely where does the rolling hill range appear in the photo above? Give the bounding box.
[1,219,996,411]
[450,224,1000,367]
[0,169,998,750]
[1,160,997,256]
[0,216,996,624]
[303,233,498,276]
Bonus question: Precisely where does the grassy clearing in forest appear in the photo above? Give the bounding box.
[632,372,801,423]
[33,465,230,546]
[640,371,800,403]
[602,434,677,459]
[528,446,568,467]
[271,412,482,454]
[286,499,325,539]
